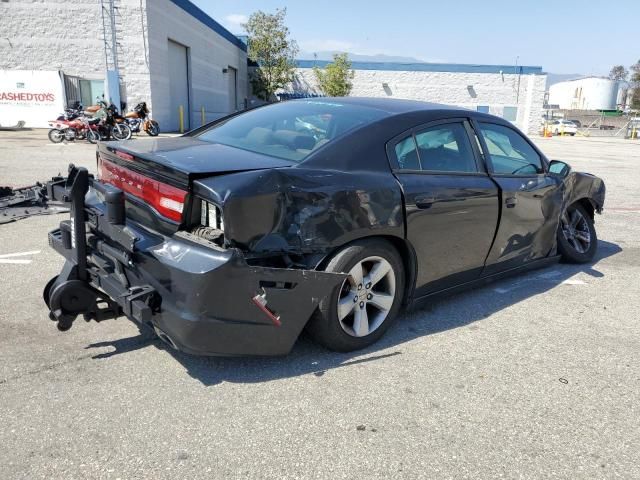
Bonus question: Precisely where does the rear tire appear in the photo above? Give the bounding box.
[306,239,405,352]
[557,202,598,263]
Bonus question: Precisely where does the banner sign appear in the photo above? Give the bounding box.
[0,70,65,128]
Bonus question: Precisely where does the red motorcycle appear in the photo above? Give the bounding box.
[48,103,89,143]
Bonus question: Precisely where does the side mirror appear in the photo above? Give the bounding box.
[549,160,571,178]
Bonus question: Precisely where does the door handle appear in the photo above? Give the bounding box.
[505,197,517,208]
[415,195,436,209]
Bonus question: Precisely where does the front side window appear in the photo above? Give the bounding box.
[478,122,543,175]
[195,100,388,163]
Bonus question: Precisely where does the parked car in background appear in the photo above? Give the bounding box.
[43,98,606,356]
[549,120,578,136]
[568,119,582,128]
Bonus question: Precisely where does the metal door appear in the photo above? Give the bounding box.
[168,39,190,131]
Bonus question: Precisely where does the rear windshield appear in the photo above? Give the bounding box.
[195,100,388,162]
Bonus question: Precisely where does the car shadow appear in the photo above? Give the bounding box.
[87,240,621,385]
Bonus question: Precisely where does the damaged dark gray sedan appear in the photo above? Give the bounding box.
[43,98,605,356]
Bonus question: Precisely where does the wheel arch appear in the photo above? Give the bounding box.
[315,234,418,306]
[572,197,596,220]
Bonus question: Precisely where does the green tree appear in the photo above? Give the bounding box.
[313,53,355,97]
[631,60,640,109]
[243,8,298,101]
[609,65,628,81]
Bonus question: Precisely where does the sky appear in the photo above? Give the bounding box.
[191,0,637,76]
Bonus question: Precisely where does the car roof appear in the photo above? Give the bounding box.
[289,96,468,115]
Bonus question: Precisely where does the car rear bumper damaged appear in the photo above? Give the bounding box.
[43,166,346,356]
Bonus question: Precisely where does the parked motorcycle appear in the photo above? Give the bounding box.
[93,101,132,141]
[125,102,159,136]
[47,102,87,143]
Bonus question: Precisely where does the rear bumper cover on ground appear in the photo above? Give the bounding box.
[44,166,346,356]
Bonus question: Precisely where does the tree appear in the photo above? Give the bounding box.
[243,9,298,101]
[609,65,628,81]
[313,53,355,97]
[631,60,640,109]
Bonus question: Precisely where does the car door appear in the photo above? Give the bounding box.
[472,121,563,276]
[389,119,500,296]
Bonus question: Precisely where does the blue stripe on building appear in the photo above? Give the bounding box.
[169,0,247,52]
[296,60,543,75]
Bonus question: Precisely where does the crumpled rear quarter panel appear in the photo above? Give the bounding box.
[193,168,405,255]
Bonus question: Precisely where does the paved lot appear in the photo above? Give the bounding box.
[1,130,639,479]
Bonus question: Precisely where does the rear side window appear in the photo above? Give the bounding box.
[478,122,543,175]
[395,136,420,170]
[414,123,477,173]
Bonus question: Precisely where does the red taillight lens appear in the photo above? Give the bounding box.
[98,158,187,222]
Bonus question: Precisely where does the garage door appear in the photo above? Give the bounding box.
[168,39,190,131]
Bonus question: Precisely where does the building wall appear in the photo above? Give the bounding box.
[0,0,247,130]
[548,77,620,110]
[0,0,151,105]
[146,0,248,131]
[290,68,546,135]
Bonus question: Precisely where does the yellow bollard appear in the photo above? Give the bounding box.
[560,124,564,136]
[633,127,637,139]
[179,105,184,134]
[201,106,205,126]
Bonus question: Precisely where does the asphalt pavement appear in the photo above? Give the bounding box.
[0,130,639,479]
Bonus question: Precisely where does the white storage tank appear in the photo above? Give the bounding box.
[548,77,619,110]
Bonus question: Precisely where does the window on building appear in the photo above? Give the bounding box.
[476,105,490,113]
[478,122,543,175]
[502,106,518,122]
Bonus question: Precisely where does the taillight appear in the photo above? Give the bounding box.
[98,158,187,222]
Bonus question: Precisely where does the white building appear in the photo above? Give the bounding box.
[0,0,248,130]
[548,77,620,111]
[285,61,547,135]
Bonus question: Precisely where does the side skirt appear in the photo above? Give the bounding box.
[409,255,561,310]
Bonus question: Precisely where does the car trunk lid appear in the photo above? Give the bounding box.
[96,137,293,230]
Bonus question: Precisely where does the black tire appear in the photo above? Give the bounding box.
[557,202,598,263]
[86,129,100,144]
[146,121,159,136]
[48,129,64,143]
[112,123,132,141]
[306,238,405,352]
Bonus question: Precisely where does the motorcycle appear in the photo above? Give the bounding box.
[92,101,132,141]
[125,102,159,136]
[47,102,87,143]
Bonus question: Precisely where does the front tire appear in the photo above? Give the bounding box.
[112,123,132,141]
[48,129,64,143]
[86,129,100,144]
[146,121,159,136]
[557,203,598,263]
[306,239,405,352]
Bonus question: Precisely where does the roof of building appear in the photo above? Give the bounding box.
[296,60,544,75]
[169,0,247,52]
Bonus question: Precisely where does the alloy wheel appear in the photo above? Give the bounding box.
[561,207,591,254]
[336,256,396,337]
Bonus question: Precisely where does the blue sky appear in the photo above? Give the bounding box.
[191,0,637,75]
